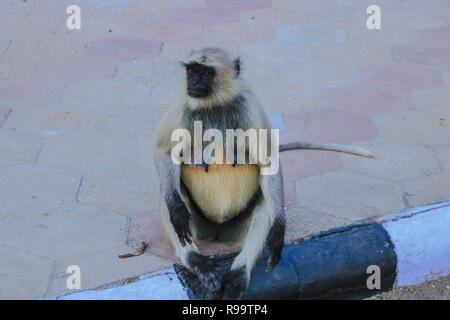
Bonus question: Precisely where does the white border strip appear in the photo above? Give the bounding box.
[383,202,450,286]
[57,268,188,300]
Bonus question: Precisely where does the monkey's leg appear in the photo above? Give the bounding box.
[221,200,274,299]
[221,170,286,299]
[160,199,196,265]
[155,151,220,290]
[160,199,220,291]
[260,167,286,270]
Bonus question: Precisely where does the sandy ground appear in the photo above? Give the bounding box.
[366,275,450,300]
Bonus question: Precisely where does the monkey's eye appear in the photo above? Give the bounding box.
[187,68,192,74]
[204,71,209,76]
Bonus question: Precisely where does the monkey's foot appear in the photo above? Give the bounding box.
[187,252,221,291]
[197,269,221,292]
[221,266,248,300]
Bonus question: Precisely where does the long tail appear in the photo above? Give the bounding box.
[279,142,375,158]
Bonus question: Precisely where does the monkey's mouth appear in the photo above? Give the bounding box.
[188,89,209,98]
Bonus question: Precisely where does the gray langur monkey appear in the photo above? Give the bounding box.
[153,48,374,299]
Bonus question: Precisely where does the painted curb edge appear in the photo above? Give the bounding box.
[175,222,396,299]
[56,200,450,300]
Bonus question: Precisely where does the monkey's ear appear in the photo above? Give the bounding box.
[234,57,241,76]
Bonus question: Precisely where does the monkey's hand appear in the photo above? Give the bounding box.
[168,202,192,247]
[266,217,285,270]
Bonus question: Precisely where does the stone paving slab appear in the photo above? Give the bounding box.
[38,132,143,174]
[403,173,450,208]
[295,170,405,220]
[284,206,350,242]
[375,110,450,147]
[327,84,412,116]
[0,164,81,214]
[0,243,54,300]
[280,150,341,206]
[0,0,449,299]
[44,245,171,299]
[412,87,450,117]
[78,166,160,216]
[2,202,128,261]
[435,145,450,172]
[0,106,11,127]
[0,129,42,167]
[36,55,117,83]
[85,38,162,61]
[340,139,442,181]
[3,103,101,137]
[63,77,153,112]
[0,76,66,108]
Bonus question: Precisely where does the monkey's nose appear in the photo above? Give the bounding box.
[190,75,200,86]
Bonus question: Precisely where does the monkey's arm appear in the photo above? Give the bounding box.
[261,167,286,270]
[154,151,192,246]
[279,142,375,158]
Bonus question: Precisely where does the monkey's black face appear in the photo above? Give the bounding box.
[185,63,216,98]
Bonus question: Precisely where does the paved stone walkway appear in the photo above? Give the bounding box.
[0,0,449,299]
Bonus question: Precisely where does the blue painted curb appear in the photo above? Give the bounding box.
[175,222,397,299]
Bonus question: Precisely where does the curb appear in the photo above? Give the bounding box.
[57,200,450,300]
[175,222,396,299]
